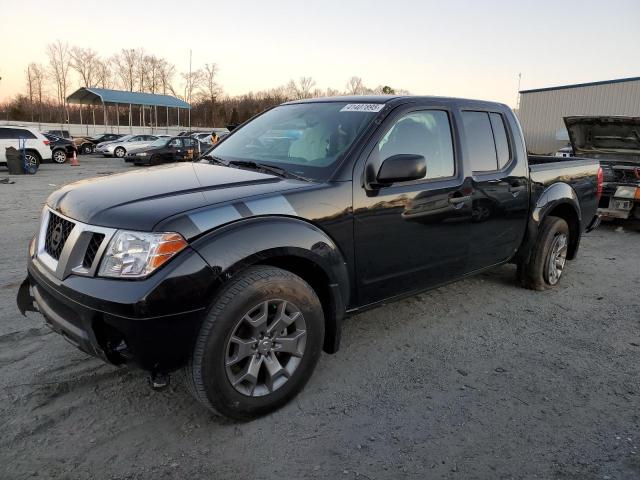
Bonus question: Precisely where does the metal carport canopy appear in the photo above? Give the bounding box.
[66,87,191,109]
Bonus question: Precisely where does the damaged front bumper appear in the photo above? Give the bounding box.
[17,248,215,373]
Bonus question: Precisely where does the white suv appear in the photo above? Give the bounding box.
[0,126,53,167]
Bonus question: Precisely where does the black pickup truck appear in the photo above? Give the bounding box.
[18,96,602,419]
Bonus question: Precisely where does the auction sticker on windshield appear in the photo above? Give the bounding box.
[340,104,385,113]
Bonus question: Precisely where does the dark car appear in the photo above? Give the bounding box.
[44,129,71,139]
[125,136,207,165]
[19,96,602,420]
[43,134,77,164]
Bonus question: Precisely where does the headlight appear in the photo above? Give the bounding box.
[137,152,147,156]
[98,231,187,278]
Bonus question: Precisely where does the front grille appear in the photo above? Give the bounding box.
[44,213,75,260]
[82,233,105,268]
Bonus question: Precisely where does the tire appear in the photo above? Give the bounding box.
[24,151,41,171]
[150,154,161,166]
[52,149,67,164]
[518,216,570,290]
[82,144,93,154]
[183,266,324,420]
[114,147,126,158]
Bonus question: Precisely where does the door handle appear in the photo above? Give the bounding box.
[509,185,526,196]
[449,195,471,209]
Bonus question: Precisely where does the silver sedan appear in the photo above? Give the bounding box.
[97,135,168,158]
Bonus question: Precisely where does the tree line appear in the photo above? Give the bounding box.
[1,41,409,128]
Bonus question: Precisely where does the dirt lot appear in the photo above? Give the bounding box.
[1,157,639,480]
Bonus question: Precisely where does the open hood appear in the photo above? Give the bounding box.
[564,116,640,162]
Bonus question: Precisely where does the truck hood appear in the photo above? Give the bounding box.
[47,162,309,231]
[565,116,640,163]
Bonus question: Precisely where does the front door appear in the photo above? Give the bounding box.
[353,108,471,306]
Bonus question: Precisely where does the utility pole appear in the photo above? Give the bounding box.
[188,49,192,132]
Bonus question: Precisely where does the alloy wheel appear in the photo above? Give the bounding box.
[547,232,568,285]
[225,299,307,397]
[53,150,67,163]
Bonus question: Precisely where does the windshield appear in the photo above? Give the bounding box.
[150,138,170,147]
[205,102,381,181]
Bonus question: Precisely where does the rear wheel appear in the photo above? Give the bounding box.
[114,147,126,158]
[518,216,570,290]
[82,144,93,154]
[183,266,324,420]
[52,149,67,164]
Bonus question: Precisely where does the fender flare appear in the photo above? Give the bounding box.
[518,182,582,263]
[191,216,350,353]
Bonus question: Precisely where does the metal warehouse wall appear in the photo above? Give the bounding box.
[517,80,640,154]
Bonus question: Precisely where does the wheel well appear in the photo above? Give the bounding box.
[546,203,580,259]
[255,255,339,354]
[25,149,42,161]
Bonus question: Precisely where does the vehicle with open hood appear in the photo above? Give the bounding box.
[564,116,640,222]
[18,96,601,420]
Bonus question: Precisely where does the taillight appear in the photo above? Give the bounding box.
[596,166,603,199]
[43,140,50,146]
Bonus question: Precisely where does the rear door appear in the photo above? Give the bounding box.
[460,110,529,272]
[353,105,471,305]
[168,138,184,161]
[0,128,15,163]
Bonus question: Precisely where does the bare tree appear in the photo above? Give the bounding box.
[46,40,72,121]
[181,69,204,103]
[287,76,316,99]
[346,76,365,95]
[70,46,98,87]
[143,55,163,94]
[94,58,115,89]
[200,63,221,125]
[158,59,176,95]
[25,64,36,121]
[113,48,139,91]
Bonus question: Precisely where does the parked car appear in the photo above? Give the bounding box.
[43,134,77,164]
[18,96,602,420]
[564,116,640,222]
[125,136,207,165]
[95,134,162,158]
[191,132,213,144]
[0,126,52,168]
[44,129,71,139]
[554,146,574,158]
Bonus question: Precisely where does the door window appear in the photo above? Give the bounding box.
[169,139,182,148]
[462,111,512,172]
[378,110,455,180]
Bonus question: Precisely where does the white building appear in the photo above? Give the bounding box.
[517,76,640,154]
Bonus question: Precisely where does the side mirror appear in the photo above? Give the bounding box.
[376,154,426,185]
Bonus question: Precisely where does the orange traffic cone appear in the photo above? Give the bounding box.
[70,149,79,166]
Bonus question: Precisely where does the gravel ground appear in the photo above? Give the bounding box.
[1,158,639,480]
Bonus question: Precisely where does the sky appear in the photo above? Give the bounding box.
[0,0,639,107]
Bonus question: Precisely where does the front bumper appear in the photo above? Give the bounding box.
[18,247,216,372]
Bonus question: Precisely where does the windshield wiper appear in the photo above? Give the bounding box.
[228,160,311,182]
[201,153,228,165]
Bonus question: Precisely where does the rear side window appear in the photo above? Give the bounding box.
[462,111,511,172]
[14,128,37,139]
[489,113,510,169]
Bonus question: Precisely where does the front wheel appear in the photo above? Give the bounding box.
[183,266,324,420]
[82,144,93,154]
[114,147,126,158]
[518,216,570,290]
